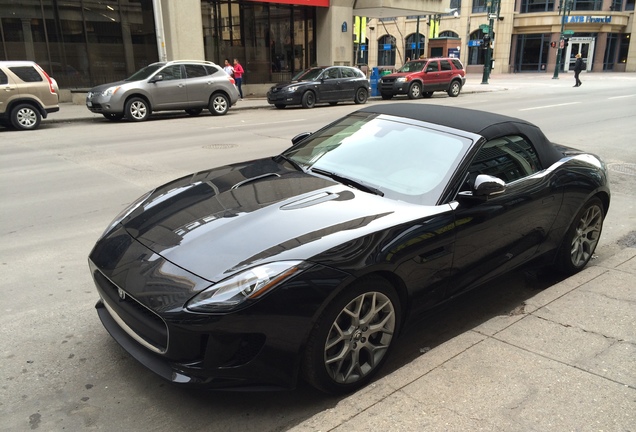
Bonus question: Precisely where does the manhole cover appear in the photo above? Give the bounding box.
[608,163,636,176]
[203,143,238,150]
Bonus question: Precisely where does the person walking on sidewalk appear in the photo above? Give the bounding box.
[223,59,234,77]
[233,58,244,99]
[573,53,583,87]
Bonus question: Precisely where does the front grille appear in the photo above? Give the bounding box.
[93,270,168,353]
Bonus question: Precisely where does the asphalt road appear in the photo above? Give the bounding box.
[1,74,635,431]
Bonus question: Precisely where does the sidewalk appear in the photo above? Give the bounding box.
[291,247,636,431]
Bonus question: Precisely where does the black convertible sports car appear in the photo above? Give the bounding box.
[89,104,609,394]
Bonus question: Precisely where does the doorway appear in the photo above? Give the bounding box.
[564,38,594,72]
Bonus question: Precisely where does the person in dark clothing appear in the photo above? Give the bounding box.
[573,53,583,87]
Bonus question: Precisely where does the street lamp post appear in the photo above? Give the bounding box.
[553,0,573,79]
[481,0,500,85]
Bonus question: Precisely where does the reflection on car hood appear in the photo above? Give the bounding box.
[118,158,425,282]
[88,80,127,92]
[270,80,315,90]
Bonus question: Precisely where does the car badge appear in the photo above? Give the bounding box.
[118,288,126,300]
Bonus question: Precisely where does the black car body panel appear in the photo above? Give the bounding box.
[89,104,609,391]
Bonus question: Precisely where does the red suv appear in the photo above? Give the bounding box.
[379,57,466,99]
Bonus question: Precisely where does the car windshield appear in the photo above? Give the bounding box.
[294,68,326,81]
[398,61,425,73]
[126,63,165,81]
[282,112,471,205]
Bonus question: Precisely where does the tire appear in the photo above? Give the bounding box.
[125,97,151,121]
[556,197,605,275]
[380,93,393,100]
[274,104,286,109]
[408,82,422,99]
[103,113,124,121]
[185,108,203,116]
[209,93,229,116]
[10,104,41,130]
[301,91,316,109]
[329,102,338,106]
[354,88,368,104]
[302,276,401,394]
[447,80,462,97]
[423,92,433,99]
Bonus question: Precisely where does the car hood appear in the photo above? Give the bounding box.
[270,80,315,91]
[117,157,424,282]
[88,80,128,93]
[381,72,412,79]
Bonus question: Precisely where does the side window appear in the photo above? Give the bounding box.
[159,65,182,81]
[184,64,207,78]
[204,65,222,75]
[468,135,542,184]
[341,68,355,78]
[0,69,8,85]
[325,68,340,79]
[451,59,464,70]
[426,61,439,72]
[440,60,452,71]
[9,66,43,82]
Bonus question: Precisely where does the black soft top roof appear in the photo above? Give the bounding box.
[357,103,564,167]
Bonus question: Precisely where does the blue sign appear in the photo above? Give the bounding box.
[342,21,347,32]
[383,44,392,50]
[360,45,367,51]
[565,15,611,23]
[468,40,482,47]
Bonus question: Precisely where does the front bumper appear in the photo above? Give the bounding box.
[267,90,302,106]
[86,93,124,114]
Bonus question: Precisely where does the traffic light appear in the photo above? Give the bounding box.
[550,41,557,48]
[482,34,491,49]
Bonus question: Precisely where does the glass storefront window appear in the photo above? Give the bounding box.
[377,35,396,66]
[514,34,550,72]
[519,0,555,13]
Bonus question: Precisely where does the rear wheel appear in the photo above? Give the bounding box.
[447,81,462,97]
[185,108,203,116]
[125,97,151,121]
[301,91,316,109]
[408,82,422,99]
[209,93,229,116]
[10,104,41,130]
[354,88,368,104]
[556,197,605,274]
[302,276,400,394]
[103,113,124,121]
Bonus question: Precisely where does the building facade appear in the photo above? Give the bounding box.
[2,0,632,96]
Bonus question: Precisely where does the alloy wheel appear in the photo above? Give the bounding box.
[570,203,603,267]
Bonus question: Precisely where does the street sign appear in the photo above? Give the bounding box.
[563,30,575,35]
[480,24,490,32]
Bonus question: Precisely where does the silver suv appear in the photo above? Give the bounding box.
[86,60,240,121]
[0,61,60,130]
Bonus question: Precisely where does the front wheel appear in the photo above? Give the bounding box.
[354,88,368,104]
[447,81,462,97]
[11,104,41,130]
[408,82,422,99]
[209,93,229,116]
[125,97,151,121]
[302,276,401,394]
[556,197,605,274]
[301,91,316,109]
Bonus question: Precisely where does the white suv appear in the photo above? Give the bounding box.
[0,61,60,130]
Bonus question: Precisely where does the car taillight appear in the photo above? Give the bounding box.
[35,64,57,94]
[229,77,236,85]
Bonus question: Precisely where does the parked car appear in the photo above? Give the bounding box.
[85,60,239,121]
[379,57,466,99]
[89,104,609,394]
[267,66,369,109]
[0,61,59,130]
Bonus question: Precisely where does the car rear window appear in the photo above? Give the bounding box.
[185,64,208,78]
[9,66,43,82]
[451,59,464,70]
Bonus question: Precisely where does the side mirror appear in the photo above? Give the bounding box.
[473,174,506,196]
[292,132,312,145]
[150,74,164,83]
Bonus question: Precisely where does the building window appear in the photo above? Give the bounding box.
[378,35,396,66]
[439,31,459,38]
[519,0,555,13]
[571,0,603,11]
[610,0,623,10]
[603,34,619,70]
[625,0,635,10]
[618,34,631,62]
[514,34,550,72]
[468,30,486,65]
[405,33,425,61]
[472,0,487,13]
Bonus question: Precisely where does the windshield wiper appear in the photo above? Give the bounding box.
[276,154,305,172]
[310,167,384,197]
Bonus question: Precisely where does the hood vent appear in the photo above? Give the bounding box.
[232,173,281,190]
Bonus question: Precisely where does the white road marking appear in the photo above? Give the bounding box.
[519,102,581,111]
[608,94,636,100]
[208,118,307,129]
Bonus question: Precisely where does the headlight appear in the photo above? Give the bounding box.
[286,86,299,92]
[99,189,154,240]
[396,77,407,83]
[101,86,120,97]
[186,261,309,312]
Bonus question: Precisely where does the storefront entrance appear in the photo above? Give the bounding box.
[564,38,594,72]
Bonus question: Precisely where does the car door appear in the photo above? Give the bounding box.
[423,60,441,91]
[149,64,187,109]
[447,134,562,297]
[184,63,213,107]
[439,59,454,90]
[318,67,341,102]
[338,67,357,101]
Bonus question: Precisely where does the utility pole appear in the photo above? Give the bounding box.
[481,0,500,84]
[553,0,573,79]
